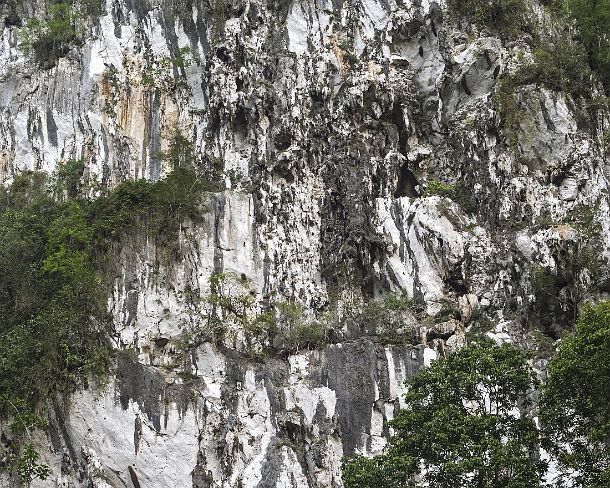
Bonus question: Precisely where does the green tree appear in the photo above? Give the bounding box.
[540,301,610,487]
[0,397,51,484]
[342,342,544,488]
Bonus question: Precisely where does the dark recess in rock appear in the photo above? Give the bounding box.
[154,337,170,348]
[116,355,163,432]
[128,465,141,488]
[461,76,472,96]
[394,162,420,198]
[46,108,58,147]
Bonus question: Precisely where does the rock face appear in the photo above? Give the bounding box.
[0,0,609,485]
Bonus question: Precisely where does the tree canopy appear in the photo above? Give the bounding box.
[540,301,610,487]
[342,342,544,488]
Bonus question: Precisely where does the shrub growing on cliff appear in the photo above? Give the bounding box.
[155,129,224,189]
[515,39,592,98]
[424,180,477,214]
[0,397,51,484]
[342,342,544,488]
[51,159,87,199]
[20,2,80,67]
[447,0,530,37]
[540,301,610,487]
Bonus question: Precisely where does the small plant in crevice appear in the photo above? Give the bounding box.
[493,77,522,148]
[424,180,455,198]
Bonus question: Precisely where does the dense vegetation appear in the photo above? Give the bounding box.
[0,134,219,482]
[540,302,610,487]
[447,0,531,37]
[342,302,610,487]
[551,0,610,93]
[342,342,544,488]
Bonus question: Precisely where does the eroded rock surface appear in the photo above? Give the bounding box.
[1,0,609,485]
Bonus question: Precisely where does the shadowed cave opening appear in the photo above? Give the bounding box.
[394,162,420,198]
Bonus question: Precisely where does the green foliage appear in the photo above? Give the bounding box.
[495,39,593,146]
[141,47,195,87]
[530,266,568,330]
[0,176,108,409]
[342,455,413,488]
[21,2,80,67]
[540,301,610,487]
[342,342,544,488]
[246,300,328,353]
[447,0,530,37]
[155,130,224,187]
[51,159,86,199]
[515,39,592,97]
[494,78,523,147]
[183,288,421,356]
[90,166,213,245]
[0,397,51,484]
[347,293,422,344]
[14,443,51,485]
[497,0,610,107]
[181,272,256,347]
[270,302,329,351]
[465,308,495,341]
[207,272,255,326]
[0,159,214,481]
[424,180,477,214]
[158,129,201,170]
[424,180,456,198]
[529,205,606,334]
[551,0,610,93]
[279,321,329,351]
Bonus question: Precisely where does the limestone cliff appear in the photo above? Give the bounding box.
[0,0,608,485]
